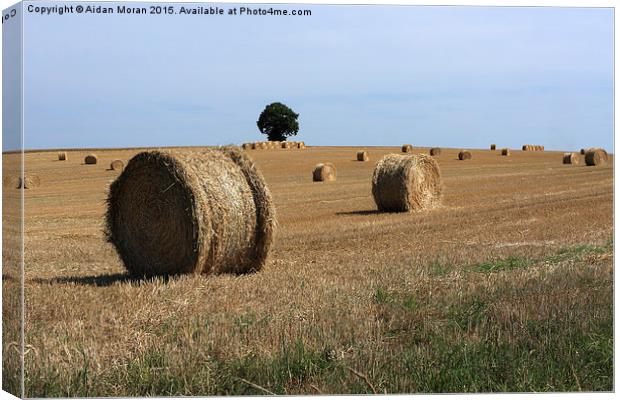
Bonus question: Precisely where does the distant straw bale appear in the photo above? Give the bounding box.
[110,159,124,171]
[458,150,472,160]
[430,147,441,156]
[357,151,369,161]
[490,144,496,150]
[585,148,608,166]
[85,154,98,164]
[501,148,510,156]
[313,163,336,182]
[58,152,67,161]
[562,152,580,165]
[16,175,40,189]
[106,148,276,277]
[371,153,442,212]
[242,143,252,150]
[402,144,413,153]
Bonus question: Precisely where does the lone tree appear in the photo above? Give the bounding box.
[257,102,299,141]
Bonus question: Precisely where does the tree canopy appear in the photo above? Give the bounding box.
[256,102,299,141]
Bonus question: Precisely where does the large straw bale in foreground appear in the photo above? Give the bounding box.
[585,148,608,166]
[562,152,580,165]
[106,148,276,277]
[313,163,336,182]
[371,153,442,212]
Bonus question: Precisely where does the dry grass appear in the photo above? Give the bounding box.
[2,146,613,396]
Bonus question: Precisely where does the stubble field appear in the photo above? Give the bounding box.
[2,145,614,396]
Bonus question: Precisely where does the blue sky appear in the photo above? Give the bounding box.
[5,2,615,150]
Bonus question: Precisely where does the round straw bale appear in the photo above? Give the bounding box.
[430,147,441,156]
[402,144,413,153]
[580,148,585,155]
[16,175,40,189]
[84,154,98,164]
[106,148,276,277]
[242,143,252,150]
[58,151,67,161]
[585,148,608,166]
[522,145,529,151]
[313,163,336,182]
[357,150,369,161]
[490,144,496,150]
[110,159,124,171]
[562,152,580,165]
[297,141,306,149]
[501,148,510,156]
[458,150,472,160]
[372,153,442,212]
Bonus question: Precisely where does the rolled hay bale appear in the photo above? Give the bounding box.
[580,148,586,155]
[297,141,306,149]
[357,150,369,161]
[258,142,269,150]
[563,152,580,165]
[522,145,529,151]
[84,154,98,164]
[585,148,608,166]
[402,144,413,153]
[242,143,252,150]
[490,144,496,150]
[58,151,68,161]
[458,150,472,160]
[16,175,40,189]
[371,153,442,212]
[312,163,336,182]
[501,148,510,156]
[430,147,441,156]
[106,148,276,277]
[110,159,124,171]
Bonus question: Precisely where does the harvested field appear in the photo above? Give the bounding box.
[2,145,613,396]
